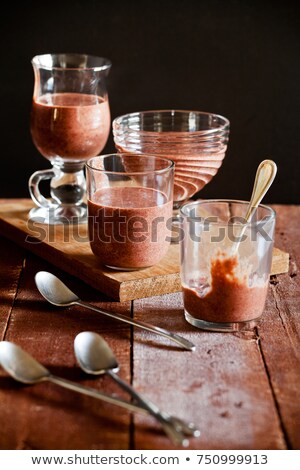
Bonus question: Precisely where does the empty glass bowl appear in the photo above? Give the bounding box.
[113,110,230,211]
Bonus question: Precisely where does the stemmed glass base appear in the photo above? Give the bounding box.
[29,204,87,225]
[28,161,87,225]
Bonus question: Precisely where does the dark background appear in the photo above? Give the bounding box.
[1,0,299,203]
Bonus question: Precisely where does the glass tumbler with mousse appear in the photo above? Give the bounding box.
[86,154,174,270]
[180,200,276,331]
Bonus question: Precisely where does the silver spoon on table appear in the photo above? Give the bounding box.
[0,341,193,446]
[35,271,195,351]
[74,331,200,441]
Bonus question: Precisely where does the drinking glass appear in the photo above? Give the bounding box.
[180,199,276,332]
[29,53,111,224]
[86,153,174,270]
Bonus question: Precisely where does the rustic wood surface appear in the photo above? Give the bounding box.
[0,204,299,450]
[0,199,289,301]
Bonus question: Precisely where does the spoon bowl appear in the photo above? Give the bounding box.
[74,331,119,375]
[35,271,79,307]
[0,341,50,384]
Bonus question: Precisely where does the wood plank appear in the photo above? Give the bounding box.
[258,205,300,449]
[132,293,286,449]
[0,236,25,339]
[0,199,289,302]
[0,251,134,450]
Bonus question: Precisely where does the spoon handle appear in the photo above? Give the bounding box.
[45,374,188,446]
[231,159,277,254]
[244,159,277,222]
[108,370,188,447]
[48,374,150,412]
[76,301,195,351]
[47,374,176,417]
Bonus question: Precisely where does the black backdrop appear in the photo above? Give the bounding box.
[1,0,299,203]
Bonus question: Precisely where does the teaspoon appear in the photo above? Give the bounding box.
[243,159,277,223]
[74,331,199,443]
[231,159,277,254]
[35,271,195,351]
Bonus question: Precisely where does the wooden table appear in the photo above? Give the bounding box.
[0,204,299,450]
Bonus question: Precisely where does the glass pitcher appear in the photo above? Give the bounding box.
[29,53,111,224]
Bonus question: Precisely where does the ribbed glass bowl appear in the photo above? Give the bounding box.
[113,110,230,209]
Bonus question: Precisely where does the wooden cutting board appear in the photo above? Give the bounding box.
[0,199,289,301]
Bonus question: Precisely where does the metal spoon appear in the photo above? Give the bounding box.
[35,271,195,351]
[0,341,194,446]
[243,159,277,223]
[74,331,199,444]
[232,159,277,253]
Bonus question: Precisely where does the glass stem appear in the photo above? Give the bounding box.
[50,162,86,207]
